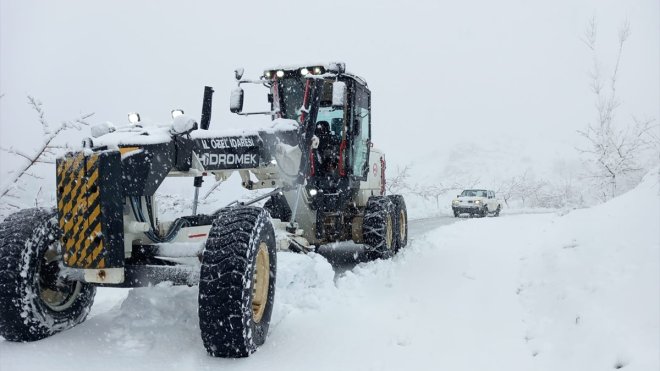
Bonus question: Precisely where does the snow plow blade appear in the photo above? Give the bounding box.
[56,150,124,282]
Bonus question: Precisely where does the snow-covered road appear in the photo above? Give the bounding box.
[1,175,658,371]
[317,215,459,273]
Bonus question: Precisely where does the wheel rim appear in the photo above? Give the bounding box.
[37,244,81,312]
[399,209,407,243]
[252,242,270,323]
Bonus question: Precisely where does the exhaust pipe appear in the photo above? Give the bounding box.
[200,86,214,130]
[193,86,214,215]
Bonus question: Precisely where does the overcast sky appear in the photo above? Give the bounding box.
[1,0,658,183]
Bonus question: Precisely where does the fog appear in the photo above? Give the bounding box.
[1,0,658,190]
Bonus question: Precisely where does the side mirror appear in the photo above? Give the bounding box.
[230,87,244,113]
[234,67,244,81]
[332,81,346,108]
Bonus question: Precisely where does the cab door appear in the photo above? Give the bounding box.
[350,83,371,180]
[487,191,497,210]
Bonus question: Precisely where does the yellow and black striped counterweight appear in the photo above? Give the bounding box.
[56,150,124,270]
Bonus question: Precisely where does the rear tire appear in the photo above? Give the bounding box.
[0,208,96,342]
[481,207,489,218]
[363,196,395,260]
[494,205,501,217]
[198,206,276,358]
[388,195,408,252]
[263,194,291,222]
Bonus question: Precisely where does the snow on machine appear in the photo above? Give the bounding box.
[0,62,408,357]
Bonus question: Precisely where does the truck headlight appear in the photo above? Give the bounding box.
[475,200,481,204]
[309,189,318,196]
[452,200,459,205]
[171,109,184,119]
[128,112,141,124]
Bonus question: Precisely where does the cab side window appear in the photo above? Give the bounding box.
[351,85,370,178]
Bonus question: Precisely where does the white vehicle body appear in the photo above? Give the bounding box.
[451,189,502,217]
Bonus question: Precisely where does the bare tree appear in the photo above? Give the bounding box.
[577,18,658,200]
[515,172,547,208]
[494,171,539,207]
[495,176,522,207]
[385,164,412,194]
[549,168,584,208]
[0,96,93,215]
[411,184,453,209]
[409,176,480,209]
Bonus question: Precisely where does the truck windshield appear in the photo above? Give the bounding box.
[461,190,487,197]
[278,77,305,120]
[316,108,344,140]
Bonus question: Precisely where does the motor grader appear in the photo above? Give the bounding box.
[0,62,407,357]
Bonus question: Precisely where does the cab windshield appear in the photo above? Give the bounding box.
[316,107,344,140]
[461,190,487,197]
[277,77,305,120]
[316,79,344,140]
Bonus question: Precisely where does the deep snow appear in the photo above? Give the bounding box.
[0,171,657,371]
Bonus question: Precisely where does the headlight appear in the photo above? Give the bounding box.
[452,200,459,204]
[475,200,481,204]
[276,70,285,78]
[128,112,141,124]
[171,109,184,119]
[300,68,309,76]
[309,189,318,196]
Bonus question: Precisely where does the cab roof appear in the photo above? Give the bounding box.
[263,62,368,87]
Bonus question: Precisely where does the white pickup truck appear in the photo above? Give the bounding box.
[451,189,502,217]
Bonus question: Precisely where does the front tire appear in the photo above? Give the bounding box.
[363,196,395,260]
[0,208,96,342]
[388,195,408,252]
[198,206,276,358]
[494,205,501,217]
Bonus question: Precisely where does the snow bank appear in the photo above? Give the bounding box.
[518,168,660,371]
[0,170,656,370]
